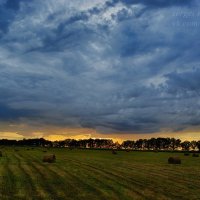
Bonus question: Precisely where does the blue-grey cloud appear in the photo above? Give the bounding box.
[117,0,195,7]
[0,0,200,135]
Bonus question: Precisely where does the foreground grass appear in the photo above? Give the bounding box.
[0,147,200,200]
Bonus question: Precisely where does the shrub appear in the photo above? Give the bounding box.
[0,151,2,157]
[192,153,199,157]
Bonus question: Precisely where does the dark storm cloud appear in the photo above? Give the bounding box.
[0,0,28,34]
[113,0,195,7]
[165,69,200,94]
[4,0,26,10]
[0,0,200,134]
[0,103,37,121]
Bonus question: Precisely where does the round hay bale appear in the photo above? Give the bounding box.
[192,153,199,157]
[112,150,117,155]
[168,157,181,164]
[184,153,190,156]
[43,154,56,163]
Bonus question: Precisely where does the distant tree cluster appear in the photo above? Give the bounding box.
[122,138,200,151]
[0,137,200,151]
[0,138,52,147]
[53,138,114,148]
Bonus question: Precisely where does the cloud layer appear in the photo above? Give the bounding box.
[0,0,200,136]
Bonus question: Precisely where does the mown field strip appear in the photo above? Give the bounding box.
[113,162,199,187]
[51,159,144,200]
[1,148,200,200]
[17,152,66,200]
[61,157,175,199]
[59,151,200,200]
[14,153,50,200]
[22,151,112,200]
[1,151,18,200]
[60,156,176,199]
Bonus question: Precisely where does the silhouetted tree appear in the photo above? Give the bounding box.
[181,141,191,151]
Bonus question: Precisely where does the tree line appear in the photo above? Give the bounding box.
[0,137,200,151]
[122,138,200,151]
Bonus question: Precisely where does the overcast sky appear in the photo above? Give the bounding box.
[0,0,200,140]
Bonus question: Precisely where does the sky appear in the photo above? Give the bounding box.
[0,0,200,142]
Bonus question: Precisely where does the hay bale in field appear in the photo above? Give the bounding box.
[192,153,199,157]
[0,151,2,157]
[168,157,181,164]
[112,150,117,155]
[184,153,190,156]
[43,154,56,163]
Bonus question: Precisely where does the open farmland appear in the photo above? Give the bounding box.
[0,148,200,200]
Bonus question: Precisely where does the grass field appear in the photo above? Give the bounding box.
[0,147,200,200]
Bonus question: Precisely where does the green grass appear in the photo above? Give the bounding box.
[0,147,200,200]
